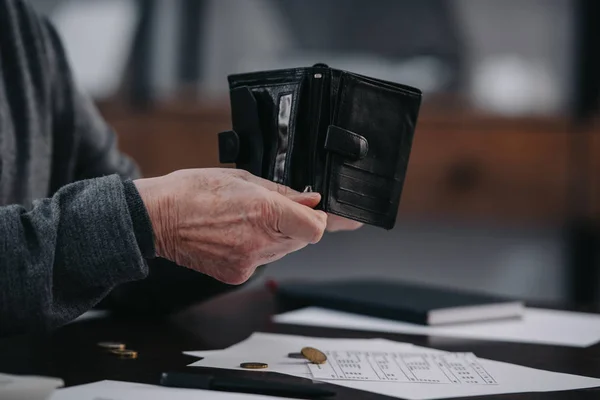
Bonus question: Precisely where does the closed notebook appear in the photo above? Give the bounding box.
[276,280,524,326]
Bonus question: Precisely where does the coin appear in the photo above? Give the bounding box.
[301,347,327,364]
[110,349,138,359]
[287,352,305,359]
[97,342,126,350]
[240,362,268,369]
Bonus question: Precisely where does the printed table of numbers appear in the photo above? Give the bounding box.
[308,351,497,385]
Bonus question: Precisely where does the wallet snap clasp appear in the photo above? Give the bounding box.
[218,130,240,163]
[324,125,369,160]
[218,86,264,175]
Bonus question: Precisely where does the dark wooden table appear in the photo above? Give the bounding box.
[1,286,599,399]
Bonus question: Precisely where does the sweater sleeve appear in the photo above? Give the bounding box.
[0,175,149,336]
[41,14,140,184]
[34,6,253,318]
[39,13,156,259]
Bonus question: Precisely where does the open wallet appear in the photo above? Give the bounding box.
[218,63,422,229]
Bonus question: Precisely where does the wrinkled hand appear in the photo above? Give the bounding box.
[134,168,327,285]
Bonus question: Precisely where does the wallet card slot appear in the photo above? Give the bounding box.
[336,188,390,215]
[337,186,382,201]
[347,72,422,99]
[341,158,399,180]
[273,93,293,183]
[338,172,392,201]
[228,68,307,89]
[340,162,402,182]
[249,82,302,184]
[338,163,391,189]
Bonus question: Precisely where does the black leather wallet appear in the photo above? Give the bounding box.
[218,64,422,229]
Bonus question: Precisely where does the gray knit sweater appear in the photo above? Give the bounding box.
[0,0,233,337]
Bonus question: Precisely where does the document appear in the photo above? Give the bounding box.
[1,372,63,400]
[308,351,497,385]
[50,380,290,400]
[186,332,600,400]
[274,306,600,347]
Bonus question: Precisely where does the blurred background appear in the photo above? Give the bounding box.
[30,0,599,305]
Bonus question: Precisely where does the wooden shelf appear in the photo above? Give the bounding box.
[98,100,598,225]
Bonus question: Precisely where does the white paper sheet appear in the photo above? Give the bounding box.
[186,332,600,400]
[307,351,497,385]
[50,380,290,400]
[1,372,63,400]
[184,333,416,359]
[273,307,600,347]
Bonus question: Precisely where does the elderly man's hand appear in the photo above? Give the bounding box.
[134,168,327,285]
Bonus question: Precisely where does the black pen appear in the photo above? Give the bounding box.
[160,371,335,399]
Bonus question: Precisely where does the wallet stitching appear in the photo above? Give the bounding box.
[230,67,307,80]
[230,67,421,99]
[240,82,302,90]
[345,73,421,99]
[326,73,351,214]
[309,72,326,193]
[229,74,305,88]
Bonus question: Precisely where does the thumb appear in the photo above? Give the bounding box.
[287,192,321,208]
[275,196,327,244]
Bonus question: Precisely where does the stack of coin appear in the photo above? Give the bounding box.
[97,342,138,359]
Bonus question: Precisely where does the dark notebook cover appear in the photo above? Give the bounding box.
[276,279,524,326]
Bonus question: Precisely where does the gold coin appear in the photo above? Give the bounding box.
[240,362,268,369]
[301,347,327,364]
[97,342,126,350]
[110,349,138,359]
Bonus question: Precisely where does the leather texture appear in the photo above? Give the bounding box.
[218,64,422,229]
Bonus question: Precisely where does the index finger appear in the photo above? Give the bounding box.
[238,171,299,197]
